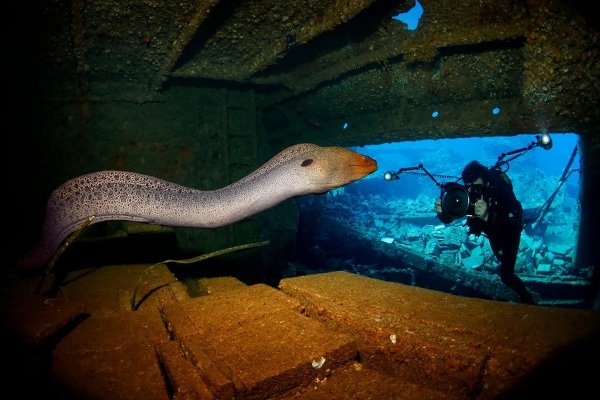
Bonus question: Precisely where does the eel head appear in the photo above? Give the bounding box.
[292,145,377,194]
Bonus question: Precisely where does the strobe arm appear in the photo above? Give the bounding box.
[492,133,553,170]
[383,163,443,188]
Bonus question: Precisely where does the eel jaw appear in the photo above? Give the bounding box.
[348,154,378,179]
[311,147,378,193]
[337,147,378,182]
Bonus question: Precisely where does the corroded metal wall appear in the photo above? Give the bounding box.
[12,86,266,267]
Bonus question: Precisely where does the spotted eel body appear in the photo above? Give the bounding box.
[19,143,377,269]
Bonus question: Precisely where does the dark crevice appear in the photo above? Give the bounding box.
[172,0,246,71]
[251,0,410,79]
[156,353,176,399]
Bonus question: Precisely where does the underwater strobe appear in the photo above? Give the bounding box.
[383,171,397,181]
[538,133,553,150]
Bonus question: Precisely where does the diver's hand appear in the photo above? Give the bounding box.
[434,198,442,214]
[474,198,489,221]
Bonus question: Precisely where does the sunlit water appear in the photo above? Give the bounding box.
[294,133,589,306]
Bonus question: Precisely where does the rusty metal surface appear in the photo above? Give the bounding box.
[24,0,598,126]
[70,0,217,90]
[171,0,382,82]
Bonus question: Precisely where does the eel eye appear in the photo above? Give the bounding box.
[301,159,314,167]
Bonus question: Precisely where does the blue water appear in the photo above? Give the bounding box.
[294,133,588,306]
[352,133,579,183]
[392,1,424,31]
[350,133,580,201]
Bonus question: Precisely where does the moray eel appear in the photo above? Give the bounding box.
[19,143,377,269]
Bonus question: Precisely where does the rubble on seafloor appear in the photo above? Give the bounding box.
[294,181,591,307]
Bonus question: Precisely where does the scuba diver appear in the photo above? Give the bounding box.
[434,161,535,304]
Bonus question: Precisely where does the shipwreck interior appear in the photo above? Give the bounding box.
[3,0,600,399]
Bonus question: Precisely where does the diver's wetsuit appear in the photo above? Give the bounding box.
[439,169,534,304]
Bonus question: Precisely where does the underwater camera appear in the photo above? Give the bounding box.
[439,182,483,218]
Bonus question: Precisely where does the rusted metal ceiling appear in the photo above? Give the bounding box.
[48,0,406,94]
[26,0,599,126]
[170,0,384,83]
[43,0,527,97]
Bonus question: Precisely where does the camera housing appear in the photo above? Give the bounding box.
[440,182,483,219]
